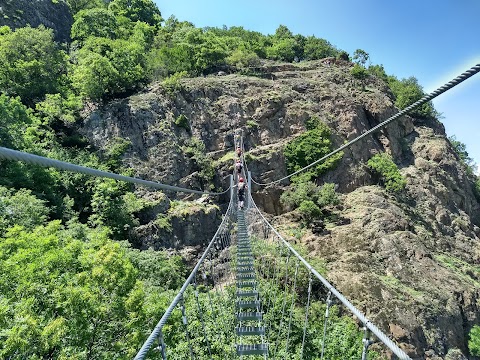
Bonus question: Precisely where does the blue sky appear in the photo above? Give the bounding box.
[154,0,480,173]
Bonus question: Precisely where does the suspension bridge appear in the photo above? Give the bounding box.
[0,64,479,359]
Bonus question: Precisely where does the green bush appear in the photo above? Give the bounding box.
[475,178,480,202]
[350,63,367,79]
[317,182,339,207]
[226,47,261,69]
[298,200,322,223]
[469,325,480,356]
[161,70,187,93]
[175,114,190,131]
[182,138,215,185]
[284,120,343,181]
[281,180,339,225]
[367,153,406,192]
[280,180,320,209]
[246,119,259,129]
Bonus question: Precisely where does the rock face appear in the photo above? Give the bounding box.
[0,0,73,43]
[80,60,480,359]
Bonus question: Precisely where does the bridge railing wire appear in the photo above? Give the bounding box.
[0,146,230,195]
[245,191,412,360]
[134,174,237,360]
[246,63,480,186]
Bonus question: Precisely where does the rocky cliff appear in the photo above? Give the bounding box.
[80,60,480,359]
[0,0,73,43]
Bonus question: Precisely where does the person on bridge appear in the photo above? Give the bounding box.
[236,146,242,157]
[238,177,247,210]
[235,159,243,175]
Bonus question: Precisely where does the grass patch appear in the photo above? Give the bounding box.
[168,200,219,218]
[434,254,480,286]
[379,275,423,301]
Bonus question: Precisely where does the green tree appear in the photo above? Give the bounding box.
[72,36,147,100]
[0,94,39,149]
[449,135,476,174]
[388,76,437,118]
[367,64,388,82]
[0,26,67,103]
[469,325,480,357]
[353,48,369,66]
[65,0,106,14]
[71,8,118,41]
[303,36,338,60]
[108,0,162,27]
[0,186,49,233]
[266,38,297,62]
[0,222,161,358]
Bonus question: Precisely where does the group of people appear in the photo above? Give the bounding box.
[235,145,246,210]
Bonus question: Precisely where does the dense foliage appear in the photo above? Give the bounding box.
[283,118,343,181]
[0,220,186,359]
[281,180,340,224]
[470,325,480,357]
[367,153,406,192]
[449,135,477,176]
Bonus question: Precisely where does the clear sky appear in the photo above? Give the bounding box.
[154,0,480,173]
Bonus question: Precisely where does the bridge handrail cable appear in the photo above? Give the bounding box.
[249,63,480,186]
[134,175,235,359]
[246,191,412,359]
[0,146,231,195]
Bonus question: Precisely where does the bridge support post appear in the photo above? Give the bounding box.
[157,330,166,360]
[230,174,234,203]
[361,326,373,360]
[320,291,332,360]
[247,171,251,208]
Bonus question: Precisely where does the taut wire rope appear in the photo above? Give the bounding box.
[0,146,230,195]
[247,63,480,186]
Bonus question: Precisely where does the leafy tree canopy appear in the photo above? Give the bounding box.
[108,0,162,27]
[0,26,67,103]
[71,8,119,41]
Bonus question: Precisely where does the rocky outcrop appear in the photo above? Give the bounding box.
[0,0,73,43]
[80,60,480,358]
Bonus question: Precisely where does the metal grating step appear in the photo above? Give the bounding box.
[236,300,261,309]
[236,344,268,356]
[237,262,254,267]
[237,273,255,279]
[237,244,251,248]
[236,326,266,336]
[237,281,257,288]
[237,290,258,297]
[237,311,263,321]
[237,267,255,273]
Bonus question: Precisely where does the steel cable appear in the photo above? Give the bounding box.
[300,273,313,359]
[0,146,230,195]
[247,196,412,359]
[247,63,480,186]
[284,260,300,358]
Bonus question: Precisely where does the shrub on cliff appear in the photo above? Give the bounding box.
[284,120,342,181]
[469,325,480,356]
[367,153,406,192]
[350,63,368,79]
